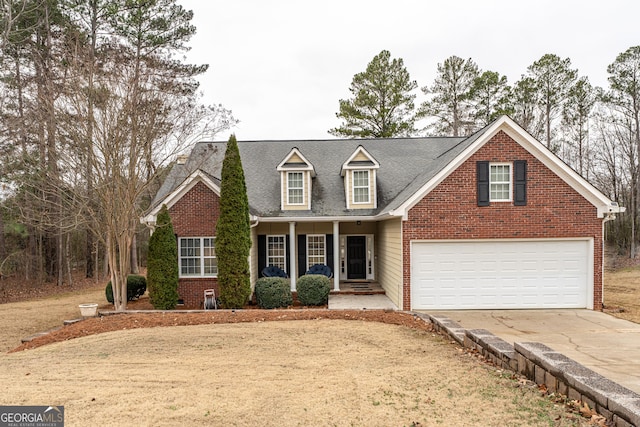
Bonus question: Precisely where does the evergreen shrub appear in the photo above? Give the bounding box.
[255,277,292,309]
[296,274,331,306]
[147,205,179,310]
[105,275,147,303]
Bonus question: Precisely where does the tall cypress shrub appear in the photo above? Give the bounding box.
[147,205,179,309]
[216,134,252,308]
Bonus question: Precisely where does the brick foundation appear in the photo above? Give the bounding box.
[178,278,219,309]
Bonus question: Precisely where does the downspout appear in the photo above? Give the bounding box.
[601,213,618,310]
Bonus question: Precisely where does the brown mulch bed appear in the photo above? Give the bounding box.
[10,310,433,353]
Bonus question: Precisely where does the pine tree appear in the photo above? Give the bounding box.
[330,50,417,138]
[420,55,479,136]
[216,134,251,308]
[526,54,577,150]
[147,205,179,309]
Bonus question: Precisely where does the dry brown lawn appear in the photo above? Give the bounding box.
[1,277,624,426]
[604,266,640,323]
[2,319,593,427]
[0,285,106,352]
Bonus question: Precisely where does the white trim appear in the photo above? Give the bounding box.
[306,234,327,271]
[141,170,220,225]
[266,235,286,272]
[289,222,297,291]
[392,116,622,219]
[341,145,380,175]
[286,171,305,205]
[277,147,316,175]
[351,170,371,204]
[489,162,512,202]
[339,234,375,281]
[333,221,340,291]
[178,237,217,278]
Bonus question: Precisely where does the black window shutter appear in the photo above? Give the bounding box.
[285,236,290,275]
[514,160,527,206]
[326,234,334,276]
[477,161,490,207]
[257,235,266,276]
[297,234,306,277]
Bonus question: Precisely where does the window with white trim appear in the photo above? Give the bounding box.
[267,235,286,271]
[307,234,326,269]
[352,170,370,204]
[179,237,217,277]
[287,172,304,205]
[490,163,511,201]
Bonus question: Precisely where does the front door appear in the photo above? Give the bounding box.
[347,236,366,279]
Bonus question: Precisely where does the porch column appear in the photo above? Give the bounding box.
[333,220,340,291]
[289,221,297,292]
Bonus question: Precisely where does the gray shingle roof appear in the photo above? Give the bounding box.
[152,135,484,218]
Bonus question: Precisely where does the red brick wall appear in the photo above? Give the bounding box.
[177,279,219,309]
[402,130,603,311]
[169,181,221,308]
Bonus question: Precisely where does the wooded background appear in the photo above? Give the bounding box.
[1,1,638,287]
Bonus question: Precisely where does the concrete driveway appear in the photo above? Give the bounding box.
[429,309,640,394]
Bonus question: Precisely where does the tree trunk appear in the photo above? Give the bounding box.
[65,233,73,286]
[0,209,5,278]
[130,234,139,274]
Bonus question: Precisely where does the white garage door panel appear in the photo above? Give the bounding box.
[411,240,589,310]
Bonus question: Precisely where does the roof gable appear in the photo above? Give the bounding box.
[341,145,380,176]
[277,147,316,177]
[391,116,621,219]
[142,169,220,225]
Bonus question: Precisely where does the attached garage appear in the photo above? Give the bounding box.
[411,239,592,310]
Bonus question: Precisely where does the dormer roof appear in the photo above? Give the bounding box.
[277,147,316,177]
[341,145,380,176]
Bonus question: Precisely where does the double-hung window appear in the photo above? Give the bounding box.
[307,234,326,269]
[352,170,370,204]
[287,172,304,205]
[179,237,217,277]
[490,164,511,202]
[267,235,286,271]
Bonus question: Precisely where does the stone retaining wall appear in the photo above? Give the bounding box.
[418,313,640,427]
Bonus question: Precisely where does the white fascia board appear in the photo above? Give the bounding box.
[340,145,380,176]
[254,215,381,223]
[277,147,315,176]
[393,116,621,219]
[141,170,221,225]
[497,122,621,218]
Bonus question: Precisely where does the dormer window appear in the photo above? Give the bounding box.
[341,146,379,210]
[277,148,316,211]
[352,170,370,204]
[287,172,304,205]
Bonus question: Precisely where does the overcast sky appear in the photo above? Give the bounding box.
[178,0,639,141]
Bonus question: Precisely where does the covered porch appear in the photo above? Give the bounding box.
[251,217,403,308]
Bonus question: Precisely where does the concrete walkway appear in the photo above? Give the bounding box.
[428,309,640,394]
[328,294,398,310]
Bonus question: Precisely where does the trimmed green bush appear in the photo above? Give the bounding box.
[255,277,292,309]
[216,134,252,308]
[147,205,179,310]
[296,274,331,306]
[105,275,147,303]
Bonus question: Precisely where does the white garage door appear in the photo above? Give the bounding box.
[411,240,591,310]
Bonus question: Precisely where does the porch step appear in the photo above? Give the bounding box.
[332,281,385,295]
